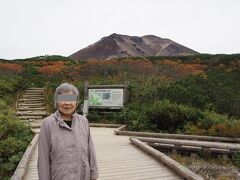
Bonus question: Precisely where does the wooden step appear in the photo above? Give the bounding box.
[24,92,44,95]
[19,98,43,100]
[17,107,46,111]
[19,100,44,103]
[18,106,45,110]
[26,90,44,93]
[17,110,47,113]
[18,103,45,106]
[29,119,44,123]
[18,106,45,109]
[24,94,44,97]
[19,98,44,101]
[22,119,43,123]
[23,95,44,98]
[18,116,43,119]
[30,120,44,126]
[30,123,42,128]
[26,88,45,91]
[31,125,41,129]
[19,102,43,105]
[16,111,49,116]
[19,101,43,103]
[19,101,43,104]
[17,106,46,111]
[31,128,40,134]
[28,88,45,90]
[26,89,45,91]
[25,93,43,95]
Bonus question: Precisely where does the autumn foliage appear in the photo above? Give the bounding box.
[158,59,208,80]
[0,62,24,74]
[38,61,66,75]
[70,59,157,78]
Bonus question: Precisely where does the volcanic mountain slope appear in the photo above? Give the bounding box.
[69,33,198,60]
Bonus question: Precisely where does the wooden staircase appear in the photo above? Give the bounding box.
[16,88,49,134]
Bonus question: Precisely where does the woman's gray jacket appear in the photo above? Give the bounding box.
[37,110,98,180]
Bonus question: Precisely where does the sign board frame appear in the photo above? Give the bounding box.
[84,81,129,110]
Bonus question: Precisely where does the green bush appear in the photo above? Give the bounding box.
[0,75,21,94]
[183,111,240,137]
[157,71,240,117]
[124,102,153,131]
[197,111,229,129]
[208,120,240,138]
[87,110,124,124]
[123,99,240,137]
[0,74,23,104]
[0,101,33,179]
[124,100,202,133]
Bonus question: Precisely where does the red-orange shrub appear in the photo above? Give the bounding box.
[0,62,24,73]
[38,61,66,75]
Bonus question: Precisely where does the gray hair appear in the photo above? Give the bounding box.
[54,83,79,109]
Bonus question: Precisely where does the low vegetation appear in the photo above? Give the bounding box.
[0,73,33,179]
[170,153,240,179]
[0,54,240,178]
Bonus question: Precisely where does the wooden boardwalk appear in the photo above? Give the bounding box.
[23,127,182,180]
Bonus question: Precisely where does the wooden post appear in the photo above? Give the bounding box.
[124,81,129,104]
[201,147,211,157]
[84,81,89,100]
[172,144,179,155]
[82,100,89,117]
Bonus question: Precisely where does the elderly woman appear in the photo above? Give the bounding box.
[38,83,98,180]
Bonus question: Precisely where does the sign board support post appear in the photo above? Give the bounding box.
[83,81,89,117]
[124,81,129,104]
[82,99,89,117]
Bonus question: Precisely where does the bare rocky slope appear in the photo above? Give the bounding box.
[69,33,198,60]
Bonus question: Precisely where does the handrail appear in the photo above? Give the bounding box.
[130,137,204,180]
[45,86,53,105]
[15,82,32,114]
[11,134,39,180]
[114,126,240,143]
[134,136,240,151]
[16,111,31,129]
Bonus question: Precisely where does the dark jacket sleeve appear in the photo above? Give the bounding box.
[87,120,99,179]
[37,120,51,180]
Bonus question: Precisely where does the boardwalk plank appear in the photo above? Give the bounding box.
[23,127,182,180]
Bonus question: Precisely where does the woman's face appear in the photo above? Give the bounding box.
[57,92,77,118]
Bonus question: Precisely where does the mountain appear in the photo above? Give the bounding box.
[69,33,199,60]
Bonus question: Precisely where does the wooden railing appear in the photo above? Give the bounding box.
[114,125,240,143]
[114,124,240,157]
[11,134,39,180]
[15,82,32,114]
[130,137,204,180]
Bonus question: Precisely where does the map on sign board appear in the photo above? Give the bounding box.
[88,89,123,107]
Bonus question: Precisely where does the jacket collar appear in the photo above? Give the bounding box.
[53,109,77,121]
[53,109,78,130]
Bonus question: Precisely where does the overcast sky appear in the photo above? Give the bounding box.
[0,0,239,60]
